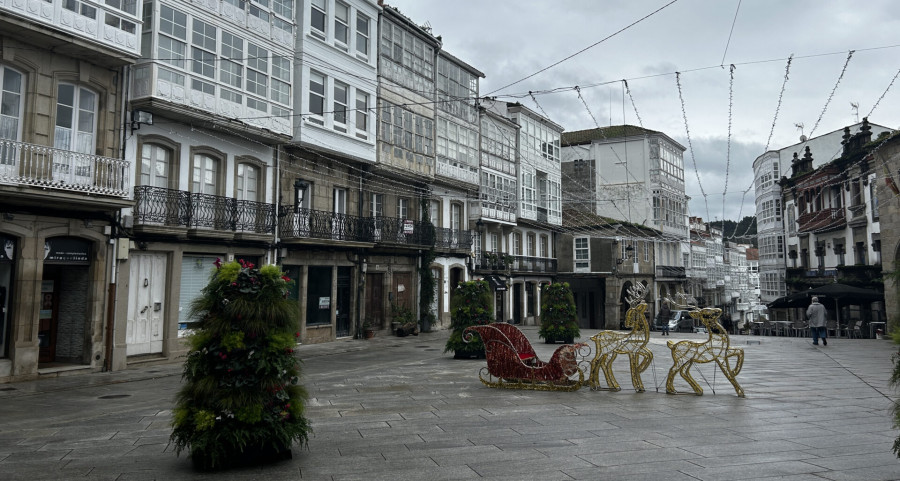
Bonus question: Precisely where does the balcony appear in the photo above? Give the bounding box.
[279,206,433,247]
[476,202,516,224]
[512,255,557,274]
[797,208,845,233]
[133,186,275,237]
[0,138,130,198]
[131,63,292,137]
[434,227,472,251]
[1,0,141,61]
[435,161,478,185]
[474,253,557,274]
[187,0,294,46]
[656,265,686,279]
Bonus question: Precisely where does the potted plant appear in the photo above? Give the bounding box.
[363,320,376,339]
[444,280,493,358]
[539,282,580,344]
[391,302,418,337]
[170,259,311,470]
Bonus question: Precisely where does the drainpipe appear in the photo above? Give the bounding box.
[272,144,281,265]
[105,64,131,372]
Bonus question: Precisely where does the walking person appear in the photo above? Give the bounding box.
[806,296,827,346]
[658,300,671,336]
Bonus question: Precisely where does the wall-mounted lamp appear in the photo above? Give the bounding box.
[130,110,153,134]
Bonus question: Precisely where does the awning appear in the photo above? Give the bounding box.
[485,275,507,291]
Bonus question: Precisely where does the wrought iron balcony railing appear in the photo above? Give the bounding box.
[474,253,557,273]
[434,227,473,250]
[279,205,434,246]
[133,186,275,234]
[0,138,130,197]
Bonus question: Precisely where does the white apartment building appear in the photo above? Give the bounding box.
[561,125,689,314]
[752,121,892,304]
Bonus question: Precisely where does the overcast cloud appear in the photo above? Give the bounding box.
[386,0,900,221]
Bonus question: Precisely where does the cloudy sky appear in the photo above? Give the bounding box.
[386,0,900,222]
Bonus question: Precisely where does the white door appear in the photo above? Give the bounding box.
[126,253,167,356]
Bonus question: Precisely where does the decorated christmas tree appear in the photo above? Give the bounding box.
[170,259,311,470]
[538,282,580,343]
[444,280,494,358]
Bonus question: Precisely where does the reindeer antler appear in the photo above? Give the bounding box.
[625,283,648,307]
[665,290,698,311]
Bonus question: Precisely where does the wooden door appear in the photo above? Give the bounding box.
[365,273,384,327]
[392,272,412,311]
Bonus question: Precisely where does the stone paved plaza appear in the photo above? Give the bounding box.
[1,327,898,480]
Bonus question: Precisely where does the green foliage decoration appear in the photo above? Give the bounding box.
[444,280,494,355]
[170,259,311,469]
[418,197,437,331]
[538,282,580,342]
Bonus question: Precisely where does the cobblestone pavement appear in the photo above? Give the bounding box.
[1,327,898,480]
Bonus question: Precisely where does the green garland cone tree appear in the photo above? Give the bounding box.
[170,259,311,470]
[444,280,493,358]
[538,282,580,344]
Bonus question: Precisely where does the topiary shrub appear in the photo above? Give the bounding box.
[539,282,580,344]
[444,280,493,358]
[170,259,311,470]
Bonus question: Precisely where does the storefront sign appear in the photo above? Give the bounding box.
[403,220,414,234]
[318,297,330,309]
[44,237,91,265]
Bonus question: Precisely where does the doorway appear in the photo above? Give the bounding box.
[336,267,351,337]
[365,273,384,328]
[513,283,522,324]
[127,253,167,356]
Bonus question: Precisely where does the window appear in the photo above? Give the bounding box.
[380,19,435,94]
[397,198,409,219]
[370,193,383,217]
[489,233,499,252]
[247,43,269,98]
[310,0,326,39]
[192,153,220,195]
[272,0,292,18]
[356,13,370,57]
[575,237,589,271]
[158,5,186,68]
[527,234,535,257]
[334,2,349,48]
[513,233,522,255]
[333,188,346,214]
[355,91,369,139]
[333,81,348,130]
[378,99,433,160]
[140,143,171,188]
[54,84,96,157]
[429,199,439,225]
[540,236,548,258]
[294,180,311,210]
[644,242,651,262]
[236,163,259,201]
[308,71,325,124]
[0,66,24,166]
[450,203,461,231]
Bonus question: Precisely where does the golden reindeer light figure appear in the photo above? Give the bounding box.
[665,306,745,397]
[588,283,652,392]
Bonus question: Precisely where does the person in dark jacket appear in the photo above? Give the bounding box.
[657,301,671,336]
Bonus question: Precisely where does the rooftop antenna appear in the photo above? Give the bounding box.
[850,102,859,123]
[795,122,806,142]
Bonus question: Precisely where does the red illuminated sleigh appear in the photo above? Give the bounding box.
[463,323,585,391]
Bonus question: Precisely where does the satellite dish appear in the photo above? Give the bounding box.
[800,135,807,142]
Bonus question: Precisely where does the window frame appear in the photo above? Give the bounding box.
[574,237,589,271]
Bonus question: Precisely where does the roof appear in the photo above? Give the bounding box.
[561,125,663,147]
